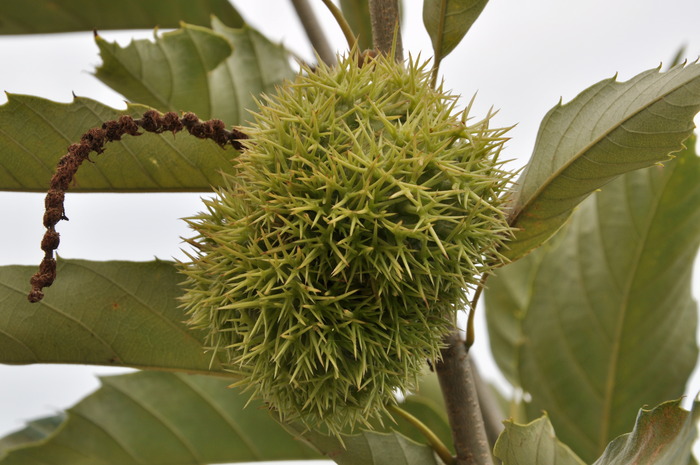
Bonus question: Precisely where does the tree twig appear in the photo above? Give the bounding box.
[368,0,403,61]
[436,331,494,465]
[290,0,336,65]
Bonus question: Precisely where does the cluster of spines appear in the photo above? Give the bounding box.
[181,53,513,433]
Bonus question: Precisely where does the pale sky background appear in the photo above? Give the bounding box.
[1,1,700,463]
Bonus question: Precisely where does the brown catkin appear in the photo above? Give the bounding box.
[28,111,248,303]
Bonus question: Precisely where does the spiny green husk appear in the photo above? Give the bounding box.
[180,52,513,434]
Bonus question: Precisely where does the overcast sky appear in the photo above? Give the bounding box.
[1,1,700,463]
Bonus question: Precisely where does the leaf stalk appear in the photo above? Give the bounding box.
[389,404,456,465]
[320,0,357,51]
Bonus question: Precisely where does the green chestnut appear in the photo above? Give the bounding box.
[180,51,513,434]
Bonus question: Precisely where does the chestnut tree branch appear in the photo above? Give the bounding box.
[290,0,336,65]
[368,0,403,60]
[436,331,494,465]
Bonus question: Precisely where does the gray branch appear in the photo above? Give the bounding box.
[436,331,494,465]
[368,0,403,60]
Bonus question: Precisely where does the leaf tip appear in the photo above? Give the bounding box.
[93,29,105,43]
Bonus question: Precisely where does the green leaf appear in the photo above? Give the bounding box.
[340,0,373,51]
[413,370,446,414]
[0,0,243,34]
[504,62,700,260]
[332,371,449,455]
[95,19,295,125]
[281,422,441,465]
[0,415,64,454]
[207,19,297,124]
[0,259,234,375]
[493,415,586,465]
[0,371,442,465]
[593,399,699,465]
[395,400,453,454]
[0,372,320,464]
[486,141,700,461]
[483,252,545,387]
[0,94,237,192]
[94,24,233,120]
[326,371,453,456]
[422,0,489,61]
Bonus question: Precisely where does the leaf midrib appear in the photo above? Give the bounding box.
[68,408,140,465]
[435,0,448,59]
[177,375,264,461]
[512,253,546,388]
[104,380,203,463]
[597,164,671,452]
[510,71,680,227]
[69,261,206,351]
[4,277,123,361]
[183,26,214,118]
